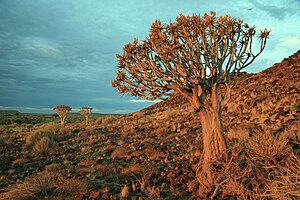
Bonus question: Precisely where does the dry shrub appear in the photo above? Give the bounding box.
[265,153,300,199]
[283,124,300,151]
[25,122,58,155]
[34,136,55,155]
[195,130,295,199]
[25,130,54,146]
[0,172,89,200]
[247,131,291,163]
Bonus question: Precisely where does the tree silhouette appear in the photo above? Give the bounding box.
[80,107,93,125]
[53,105,72,127]
[112,11,270,187]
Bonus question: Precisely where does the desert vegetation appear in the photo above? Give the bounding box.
[112,11,270,195]
[80,107,93,125]
[53,105,72,127]
[0,12,299,200]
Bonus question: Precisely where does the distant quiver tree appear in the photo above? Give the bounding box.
[80,107,93,125]
[112,11,270,183]
[53,105,72,127]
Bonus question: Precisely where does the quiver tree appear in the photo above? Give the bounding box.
[112,12,269,185]
[80,107,93,125]
[53,105,72,127]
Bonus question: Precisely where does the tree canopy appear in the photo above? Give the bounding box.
[112,11,270,111]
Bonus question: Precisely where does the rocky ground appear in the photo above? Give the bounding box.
[0,51,299,199]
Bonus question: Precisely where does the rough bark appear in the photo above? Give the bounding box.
[198,85,227,185]
[199,109,227,176]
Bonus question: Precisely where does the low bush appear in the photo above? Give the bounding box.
[196,130,296,199]
[34,136,55,156]
[0,172,90,200]
[266,153,300,199]
[25,123,58,156]
[265,153,300,199]
[25,122,59,147]
[25,130,54,147]
[247,131,291,163]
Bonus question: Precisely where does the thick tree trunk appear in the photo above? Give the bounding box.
[200,110,227,165]
[85,116,89,125]
[61,116,65,127]
[197,84,227,189]
[196,108,227,196]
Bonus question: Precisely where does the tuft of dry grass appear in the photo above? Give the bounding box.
[265,153,300,199]
[34,136,55,156]
[25,123,59,155]
[247,131,291,161]
[25,129,54,147]
[194,128,297,199]
[0,172,89,200]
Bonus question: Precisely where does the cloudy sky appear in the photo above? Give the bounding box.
[0,0,299,114]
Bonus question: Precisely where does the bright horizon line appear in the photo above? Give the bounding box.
[0,106,127,114]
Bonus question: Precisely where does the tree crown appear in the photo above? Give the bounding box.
[80,107,93,116]
[53,105,72,115]
[112,11,270,109]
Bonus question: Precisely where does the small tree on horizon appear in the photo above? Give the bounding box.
[80,107,93,125]
[53,105,72,127]
[112,11,270,192]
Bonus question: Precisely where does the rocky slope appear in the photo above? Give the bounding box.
[0,50,299,199]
